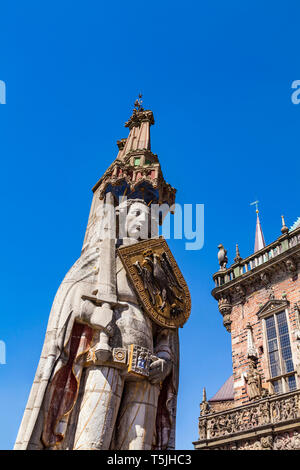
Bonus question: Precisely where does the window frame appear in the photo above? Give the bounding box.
[261,307,297,394]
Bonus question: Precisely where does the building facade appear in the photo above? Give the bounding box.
[194,215,300,450]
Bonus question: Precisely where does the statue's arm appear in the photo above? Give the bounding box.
[149,328,174,384]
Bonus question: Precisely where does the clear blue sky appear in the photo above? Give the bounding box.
[0,0,300,450]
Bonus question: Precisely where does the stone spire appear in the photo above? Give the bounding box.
[81,98,177,252]
[200,387,210,416]
[281,215,289,235]
[92,96,176,209]
[234,243,242,263]
[254,212,265,252]
[251,201,265,252]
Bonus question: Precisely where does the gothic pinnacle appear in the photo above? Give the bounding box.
[250,201,266,252]
[234,243,242,263]
[281,215,289,235]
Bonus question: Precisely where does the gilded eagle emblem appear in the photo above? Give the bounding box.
[118,237,191,328]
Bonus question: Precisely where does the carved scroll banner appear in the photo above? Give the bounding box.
[118,237,191,328]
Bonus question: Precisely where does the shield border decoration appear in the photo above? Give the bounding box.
[118,237,191,329]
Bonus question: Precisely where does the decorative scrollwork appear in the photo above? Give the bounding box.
[198,391,300,443]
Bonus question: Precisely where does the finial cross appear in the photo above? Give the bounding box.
[250,200,259,214]
[134,93,143,111]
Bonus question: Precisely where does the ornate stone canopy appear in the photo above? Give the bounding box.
[92,101,176,213]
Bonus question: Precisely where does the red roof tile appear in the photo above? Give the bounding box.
[209,375,234,402]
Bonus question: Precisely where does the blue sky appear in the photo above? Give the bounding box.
[0,0,300,450]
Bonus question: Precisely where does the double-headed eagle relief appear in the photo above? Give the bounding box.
[118,237,191,328]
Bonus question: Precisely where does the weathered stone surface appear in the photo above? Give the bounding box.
[15,104,185,451]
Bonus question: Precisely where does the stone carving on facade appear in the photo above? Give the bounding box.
[198,420,207,441]
[199,388,211,417]
[274,431,300,450]
[270,394,299,423]
[257,400,270,425]
[269,289,275,300]
[260,271,270,286]
[208,438,263,450]
[218,297,232,332]
[244,358,263,400]
[285,257,297,273]
[238,439,262,450]
[257,297,289,319]
[197,390,300,446]
[217,244,228,271]
[260,435,273,450]
[235,284,246,304]
[212,432,300,450]
[246,323,258,360]
[285,257,298,281]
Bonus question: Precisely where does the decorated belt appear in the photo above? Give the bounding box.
[85,344,158,378]
[113,344,158,378]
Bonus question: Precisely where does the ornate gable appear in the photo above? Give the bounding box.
[257,298,289,319]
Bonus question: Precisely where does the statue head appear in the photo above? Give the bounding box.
[125,201,150,239]
[116,198,158,240]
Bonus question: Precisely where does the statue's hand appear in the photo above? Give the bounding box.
[78,300,114,333]
[149,358,172,384]
[78,299,95,325]
[86,347,112,365]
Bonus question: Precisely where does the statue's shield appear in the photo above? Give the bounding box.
[118,237,191,328]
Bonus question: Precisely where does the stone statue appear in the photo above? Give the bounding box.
[199,388,211,416]
[14,198,181,450]
[245,358,262,400]
[217,244,228,270]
